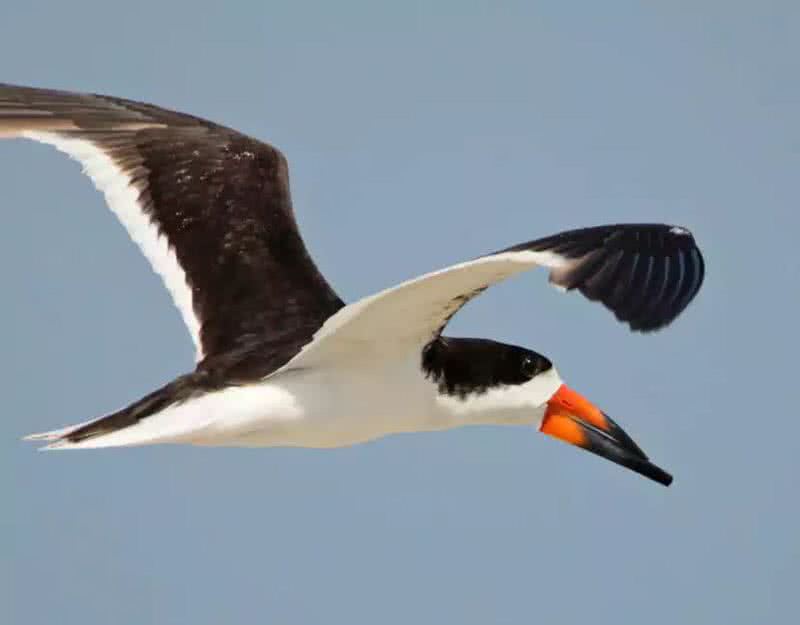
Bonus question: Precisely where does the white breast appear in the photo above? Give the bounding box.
[202,360,560,448]
[188,354,446,448]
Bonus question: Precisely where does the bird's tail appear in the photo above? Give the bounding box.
[23,373,213,450]
[22,409,182,450]
[23,419,98,448]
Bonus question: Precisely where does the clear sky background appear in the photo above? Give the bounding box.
[1,2,797,624]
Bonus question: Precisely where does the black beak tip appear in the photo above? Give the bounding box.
[607,440,673,487]
[580,416,674,487]
[638,460,673,487]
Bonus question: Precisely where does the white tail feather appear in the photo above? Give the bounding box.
[23,418,96,442]
[22,382,282,450]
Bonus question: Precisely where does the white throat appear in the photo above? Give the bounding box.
[431,367,564,428]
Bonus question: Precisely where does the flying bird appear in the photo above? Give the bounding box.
[1,84,704,486]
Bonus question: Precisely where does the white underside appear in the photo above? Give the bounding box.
[272,249,569,374]
[29,354,562,450]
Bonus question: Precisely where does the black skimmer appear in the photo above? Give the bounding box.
[1,84,704,486]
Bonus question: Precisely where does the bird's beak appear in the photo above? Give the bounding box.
[540,384,673,486]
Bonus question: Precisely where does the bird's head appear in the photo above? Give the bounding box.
[425,337,672,486]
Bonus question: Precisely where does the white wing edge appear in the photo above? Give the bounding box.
[270,249,569,376]
[12,131,204,361]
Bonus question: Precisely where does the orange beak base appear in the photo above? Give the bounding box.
[541,385,673,487]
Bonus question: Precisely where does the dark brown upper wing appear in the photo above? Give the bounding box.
[0,83,344,362]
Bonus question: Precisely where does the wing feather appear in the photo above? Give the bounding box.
[0,83,343,363]
[275,224,705,373]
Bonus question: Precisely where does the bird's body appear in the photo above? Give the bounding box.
[1,83,705,486]
[39,361,436,450]
[43,350,555,450]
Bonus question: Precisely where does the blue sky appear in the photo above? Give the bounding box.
[2,2,798,623]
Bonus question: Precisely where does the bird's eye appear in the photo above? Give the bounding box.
[521,355,539,378]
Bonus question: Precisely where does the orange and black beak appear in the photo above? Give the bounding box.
[540,384,673,486]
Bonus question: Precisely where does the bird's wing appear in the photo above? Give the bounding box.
[276,224,704,372]
[0,83,343,362]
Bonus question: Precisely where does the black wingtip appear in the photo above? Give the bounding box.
[513,223,705,332]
